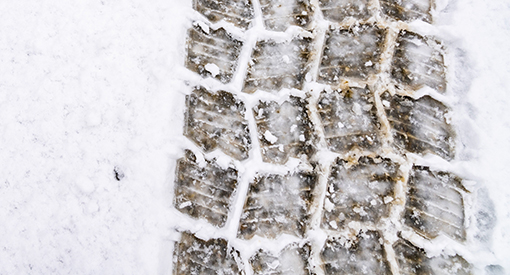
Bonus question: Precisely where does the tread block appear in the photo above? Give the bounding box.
[185,24,243,83]
[319,0,370,22]
[184,86,251,160]
[321,156,399,230]
[391,30,446,93]
[317,86,380,153]
[253,96,315,164]
[174,150,239,227]
[404,166,467,241]
[259,0,313,31]
[381,92,455,160]
[173,232,244,275]
[380,0,432,23]
[193,0,254,29]
[244,37,312,93]
[319,24,386,83]
[320,231,391,275]
[393,238,472,274]
[250,243,312,275]
[238,172,317,239]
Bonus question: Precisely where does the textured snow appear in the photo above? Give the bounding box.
[253,97,315,164]
[186,24,243,83]
[1,0,510,273]
[259,0,312,31]
[319,0,370,22]
[321,231,391,275]
[317,86,380,153]
[319,24,386,83]
[184,86,251,160]
[193,0,254,29]
[321,156,400,230]
[244,37,312,93]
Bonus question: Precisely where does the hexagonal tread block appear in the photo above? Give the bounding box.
[259,0,312,31]
[250,243,312,275]
[404,166,467,241]
[173,232,244,275]
[391,30,446,93]
[322,156,400,230]
[320,231,391,275]
[381,92,455,160]
[244,37,312,93]
[193,0,254,29]
[184,86,251,160]
[319,0,370,23]
[238,171,317,239]
[174,150,239,227]
[317,86,380,153]
[253,96,315,164]
[319,24,387,84]
[186,24,243,83]
[393,238,472,274]
[381,0,433,23]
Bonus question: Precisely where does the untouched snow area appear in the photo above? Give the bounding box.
[0,0,509,274]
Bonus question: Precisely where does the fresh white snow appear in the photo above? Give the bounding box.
[0,0,509,274]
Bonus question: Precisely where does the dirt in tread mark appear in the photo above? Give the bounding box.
[382,92,455,160]
[238,171,317,239]
[321,230,392,275]
[193,0,254,29]
[253,96,315,164]
[380,0,432,23]
[173,232,244,275]
[259,0,313,32]
[322,156,400,230]
[175,0,479,273]
[391,30,446,93]
[319,0,371,23]
[317,86,381,153]
[393,238,472,274]
[184,86,251,160]
[250,243,312,275]
[244,37,313,93]
[404,166,468,241]
[185,24,243,84]
[174,150,238,227]
[319,24,387,84]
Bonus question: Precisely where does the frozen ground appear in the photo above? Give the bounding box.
[0,0,509,274]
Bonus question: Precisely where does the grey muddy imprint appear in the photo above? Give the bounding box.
[172,0,480,274]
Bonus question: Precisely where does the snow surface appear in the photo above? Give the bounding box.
[1,0,510,274]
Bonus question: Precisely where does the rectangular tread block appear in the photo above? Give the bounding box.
[320,231,391,275]
[381,0,432,23]
[319,24,386,83]
[250,243,312,275]
[319,0,370,23]
[381,92,455,160]
[259,0,312,31]
[244,37,312,93]
[238,172,317,239]
[184,86,251,160]
[321,156,400,230]
[174,150,239,227]
[173,232,244,275]
[186,24,243,83]
[253,96,315,164]
[317,86,380,153]
[404,166,467,241]
[193,0,254,29]
[391,30,446,93]
[393,238,472,274]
